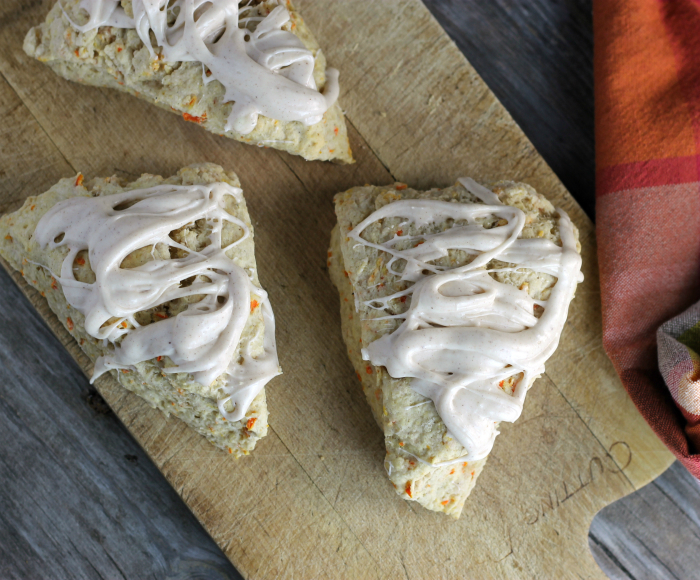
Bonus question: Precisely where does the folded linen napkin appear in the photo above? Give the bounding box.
[595,0,700,477]
[658,305,700,451]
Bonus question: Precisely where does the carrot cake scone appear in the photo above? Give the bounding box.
[0,163,280,456]
[24,0,353,164]
[329,178,583,517]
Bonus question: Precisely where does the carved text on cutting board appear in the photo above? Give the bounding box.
[524,441,632,525]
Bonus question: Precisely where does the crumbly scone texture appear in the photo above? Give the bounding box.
[24,0,353,164]
[329,180,581,517]
[0,163,271,457]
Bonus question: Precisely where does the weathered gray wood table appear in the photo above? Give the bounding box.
[1,1,698,579]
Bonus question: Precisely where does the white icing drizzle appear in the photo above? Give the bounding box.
[349,178,583,461]
[63,0,339,134]
[34,181,280,422]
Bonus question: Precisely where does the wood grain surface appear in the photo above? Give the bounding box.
[589,461,700,580]
[0,265,239,580]
[0,0,685,579]
[425,0,596,219]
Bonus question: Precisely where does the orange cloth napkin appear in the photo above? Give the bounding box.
[595,0,700,477]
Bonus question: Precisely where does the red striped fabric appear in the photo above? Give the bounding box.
[595,0,700,477]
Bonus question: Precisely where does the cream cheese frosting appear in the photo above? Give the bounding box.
[62,0,339,134]
[34,181,280,422]
[349,178,583,461]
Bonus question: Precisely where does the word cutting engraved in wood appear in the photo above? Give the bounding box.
[524,441,632,525]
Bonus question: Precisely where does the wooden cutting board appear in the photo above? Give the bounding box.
[0,1,674,578]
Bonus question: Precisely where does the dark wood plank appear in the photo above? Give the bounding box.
[423,0,595,219]
[589,462,700,580]
[0,264,241,580]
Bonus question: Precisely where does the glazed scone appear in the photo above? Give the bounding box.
[24,0,353,164]
[0,163,281,457]
[329,179,582,517]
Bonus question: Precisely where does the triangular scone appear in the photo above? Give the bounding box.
[329,180,581,517]
[0,163,280,457]
[24,0,353,164]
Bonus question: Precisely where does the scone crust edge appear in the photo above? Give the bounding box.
[329,180,581,516]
